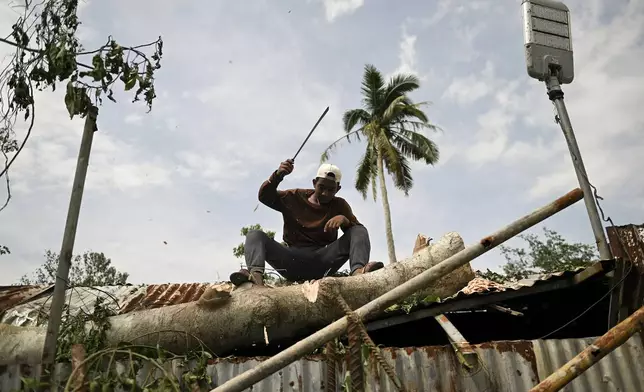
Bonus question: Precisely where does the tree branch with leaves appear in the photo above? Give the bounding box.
[477,227,599,283]
[19,250,129,287]
[0,0,163,211]
[232,224,277,259]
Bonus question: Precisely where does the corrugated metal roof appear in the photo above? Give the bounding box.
[1,335,642,391]
[0,283,232,327]
[368,342,538,391]
[376,267,597,321]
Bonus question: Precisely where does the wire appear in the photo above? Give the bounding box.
[539,261,632,339]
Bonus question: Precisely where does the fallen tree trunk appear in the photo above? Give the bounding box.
[0,231,472,365]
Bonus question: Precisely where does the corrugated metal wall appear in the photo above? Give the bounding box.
[1,335,642,391]
[533,335,644,392]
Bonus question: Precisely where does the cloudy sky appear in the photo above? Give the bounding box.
[1,0,642,285]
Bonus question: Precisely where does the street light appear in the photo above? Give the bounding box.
[521,0,612,261]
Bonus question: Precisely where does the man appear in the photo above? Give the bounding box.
[230,159,384,286]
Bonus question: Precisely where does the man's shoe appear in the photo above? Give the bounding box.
[351,261,385,276]
[230,269,264,286]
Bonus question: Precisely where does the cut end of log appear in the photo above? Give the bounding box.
[301,280,320,303]
[413,233,433,254]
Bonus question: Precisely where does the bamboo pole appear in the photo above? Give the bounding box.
[211,188,585,392]
[530,305,644,392]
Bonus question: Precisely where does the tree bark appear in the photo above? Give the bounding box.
[377,147,397,264]
[0,232,474,365]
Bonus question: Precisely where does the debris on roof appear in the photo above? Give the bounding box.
[0,285,51,316]
[460,277,508,295]
[456,266,591,298]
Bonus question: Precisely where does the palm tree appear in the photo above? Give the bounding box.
[321,64,440,264]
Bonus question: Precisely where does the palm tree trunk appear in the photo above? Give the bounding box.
[376,147,397,263]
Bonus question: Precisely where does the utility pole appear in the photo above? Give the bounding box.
[41,105,98,365]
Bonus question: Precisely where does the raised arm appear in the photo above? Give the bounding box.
[258,159,293,212]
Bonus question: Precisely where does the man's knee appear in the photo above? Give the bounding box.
[245,230,269,247]
[346,225,369,240]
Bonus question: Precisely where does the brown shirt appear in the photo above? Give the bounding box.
[258,170,362,247]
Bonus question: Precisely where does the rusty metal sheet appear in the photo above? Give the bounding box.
[120,282,233,313]
[607,223,644,273]
[0,285,51,316]
[607,224,644,319]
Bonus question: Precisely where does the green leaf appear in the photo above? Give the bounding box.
[64,82,82,118]
[361,343,370,367]
[421,295,440,305]
[385,304,400,312]
[102,382,113,392]
[124,74,137,91]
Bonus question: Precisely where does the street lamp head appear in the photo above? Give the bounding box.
[522,0,574,84]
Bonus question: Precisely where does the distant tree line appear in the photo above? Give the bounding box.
[19,250,128,287]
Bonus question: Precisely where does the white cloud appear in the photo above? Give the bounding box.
[124,113,143,125]
[392,31,419,77]
[443,61,496,105]
[450,22,486,63]
[322,0,364,22]
[466,108,512,165]
[176,150,249,192]
[418,0,453,27]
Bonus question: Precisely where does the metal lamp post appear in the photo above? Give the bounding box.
[521,0,612,261]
